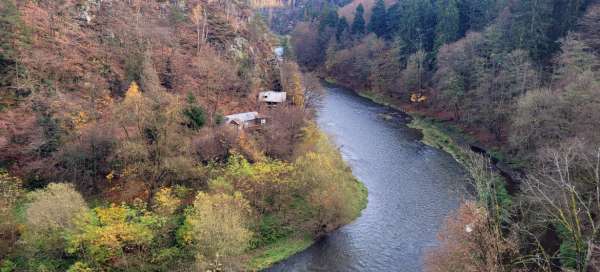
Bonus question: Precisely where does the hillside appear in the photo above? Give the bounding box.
[0,0,367,271]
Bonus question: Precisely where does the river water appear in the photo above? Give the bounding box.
[267,85,467,271]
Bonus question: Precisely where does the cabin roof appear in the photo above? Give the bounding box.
[224,111,260,122]
[259,91,286,103]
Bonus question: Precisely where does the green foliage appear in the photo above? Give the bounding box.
[179,191,252,268]
[556,222,582,269]
[250,215,293,249]
[0,260,16,272]
[183,93,205,130]
[66,204,163,267]
[336,17,349,41]
[66,262,92,272]
[246,236,313,271]
[21,183,87,262]
[368,0,387,38]
[293,124,368,233]
[351,4,366,36]
[434,0,460,48]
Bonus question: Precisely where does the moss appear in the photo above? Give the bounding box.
[246,236,313,271]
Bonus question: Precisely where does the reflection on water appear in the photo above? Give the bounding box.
[267,86,467,272]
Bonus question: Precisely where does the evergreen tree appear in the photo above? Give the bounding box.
[387,0,436,52]
[319,5,339,32]
[435,0,460,48]
[385,3,402,36]
[183,93,205,130]
[336,17,349,41]
[511,0,555,62]
[351,4,366,36]
[368,0,388,38]
[458,0,496,34]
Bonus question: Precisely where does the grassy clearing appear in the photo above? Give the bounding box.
[246,236,313,271]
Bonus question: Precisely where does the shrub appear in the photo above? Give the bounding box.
[66,204,163,267]
[179,192,253,270]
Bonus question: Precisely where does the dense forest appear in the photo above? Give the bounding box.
[282,0,600,270]
[0,0,367,271]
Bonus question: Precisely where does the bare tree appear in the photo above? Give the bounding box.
[523,140,600,271]
[301,73,324,112]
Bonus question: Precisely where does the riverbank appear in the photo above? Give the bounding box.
[322,79,521,191]
[246,126,368,271]
[247,177,367,271]
[323,78,523,177]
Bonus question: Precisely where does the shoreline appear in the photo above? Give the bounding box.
[322,78,521,191]
[247,128,368,271]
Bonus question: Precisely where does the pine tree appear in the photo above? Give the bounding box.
[435,0,460,48]
[511,0,555,62]
[368,0,387,38]
[351,4,366,37]
[336,17,349,41]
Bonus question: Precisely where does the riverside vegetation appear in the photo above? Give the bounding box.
[0,0,366,271]
[276,0,600,270]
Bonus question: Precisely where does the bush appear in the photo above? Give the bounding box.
[179,192,253,270]
[66,204,163,267]
[22,183,88,258]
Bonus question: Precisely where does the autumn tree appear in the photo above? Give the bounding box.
[66,204,161,269]
[190,4,207,54]
[0,170,22,259]
[293,124,366,234]
[179,192,253,270]
[290,22,322,68]
[139,50,163,93]
[22,183,88,262]
[0,0,28,96]
[280,61,304,107]
[511,34,599,154]
[425,201,518,272]
[115,81,198,195]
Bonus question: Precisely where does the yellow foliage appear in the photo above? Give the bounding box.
[105,171,114,182]
[67,204,159,264]
[153,187,181,216]
[0,170,22,215]
[410,93,427,103]
[125,81,141,100]
[71,111,89,130]
[182,191,253,264]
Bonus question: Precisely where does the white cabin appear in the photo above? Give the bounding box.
[259,91,287,104]
[224,111,266,129]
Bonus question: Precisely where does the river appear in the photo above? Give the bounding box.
[267,85,468,271]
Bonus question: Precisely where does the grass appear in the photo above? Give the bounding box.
[246,235,313,271]
[352,177,369,216]
[407,116,472,166]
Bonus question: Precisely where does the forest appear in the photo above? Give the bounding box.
[280,0,600,271]
[0,0,367,271]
